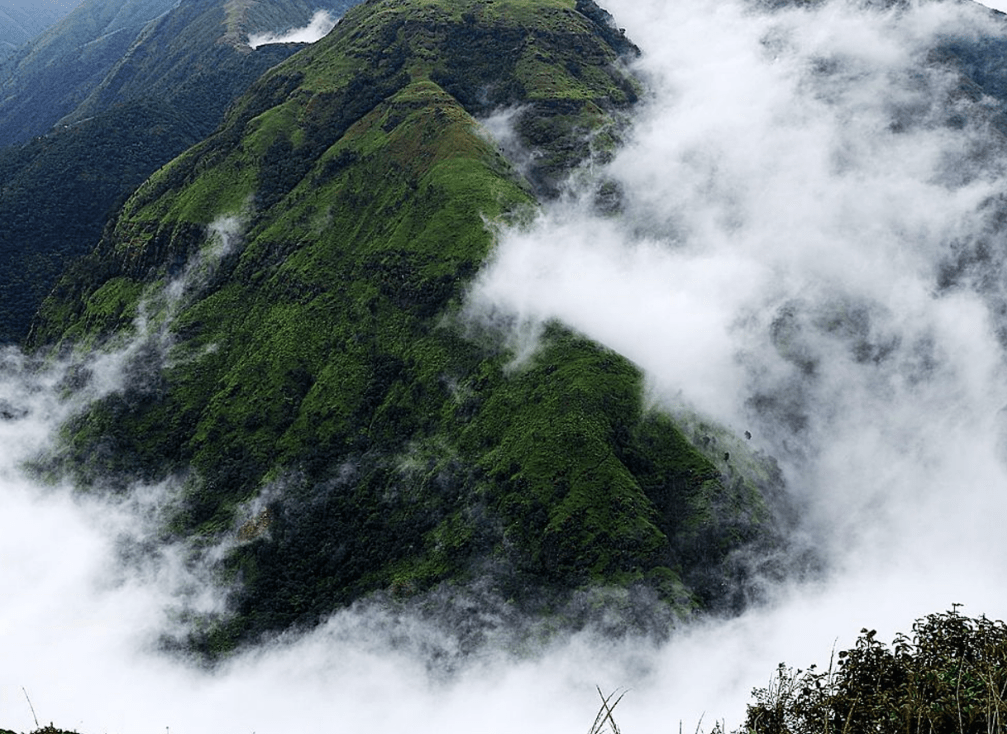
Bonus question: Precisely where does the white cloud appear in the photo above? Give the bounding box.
[248,10,337,50]
[467,0,1007,721]
[976,0,1007,14]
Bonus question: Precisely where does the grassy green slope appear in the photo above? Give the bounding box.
[0,0,350,344]
[30,0,787,652]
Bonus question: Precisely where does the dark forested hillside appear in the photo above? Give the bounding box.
[0,0,181,146]
[0,101,201,344]
[28,0,794,654]
[0,0,355,147]
[0,0,358,344]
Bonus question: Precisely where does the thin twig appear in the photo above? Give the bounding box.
[590,686,626,734]
[600,686,626,734]
[694,712,706,734]
[22,687,39,729]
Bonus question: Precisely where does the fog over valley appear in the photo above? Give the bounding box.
[5,0,1007,731]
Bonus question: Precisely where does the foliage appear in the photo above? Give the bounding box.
[744,608,1007,734]
[0,100,201,344]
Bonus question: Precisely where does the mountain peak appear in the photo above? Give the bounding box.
[25,0,788,653]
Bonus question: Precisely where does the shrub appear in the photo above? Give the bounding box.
[744,607,1007,734]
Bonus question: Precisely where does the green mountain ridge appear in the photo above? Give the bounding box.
[0,0,354,147]
[28,0,793,653]
[0,0,358,344]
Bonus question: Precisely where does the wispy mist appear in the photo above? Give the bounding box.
[6,0,1007,732]
[467,0,1007,721]
[247,10,337,50]
[471,0,1007,565]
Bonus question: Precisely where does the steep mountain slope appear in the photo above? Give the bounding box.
[0,0,180,146]
[0,0,357,345]
[29,0,791,653]
[0,100,204,343]
[0,0,83,59]
[0,0,355,147]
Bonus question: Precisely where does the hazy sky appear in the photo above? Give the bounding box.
[977,0,1007,12]
[0,0,86,10]
[5,0,1007,732]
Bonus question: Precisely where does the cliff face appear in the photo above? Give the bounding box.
[29,0,789,654]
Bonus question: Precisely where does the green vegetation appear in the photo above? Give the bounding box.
[583,609,1007,734]
[0,100,203,344]
[744,608,1007,734]
[0,0,354,148]
[0,0,345,344]
[28,0,789,654]
[0,0,179,147]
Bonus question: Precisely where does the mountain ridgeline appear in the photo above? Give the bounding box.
[0,0,353,148]
[0,0,357,345]
[27,0,792,653]
[0,0,81,60]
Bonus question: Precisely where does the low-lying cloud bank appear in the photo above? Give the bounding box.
[247,10,337,49]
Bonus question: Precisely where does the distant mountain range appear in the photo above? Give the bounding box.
[0,0,85,60]
[0,0,355,148]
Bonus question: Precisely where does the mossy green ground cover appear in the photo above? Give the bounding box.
[30,0,787,651]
